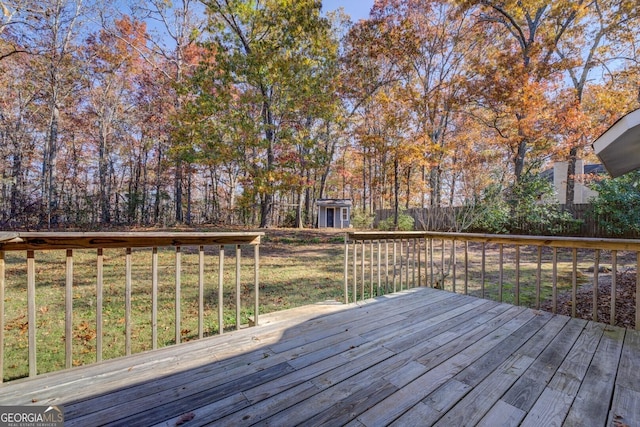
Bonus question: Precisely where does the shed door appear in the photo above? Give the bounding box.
[326,208,334,227]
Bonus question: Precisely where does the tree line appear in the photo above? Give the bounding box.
[1,0,639,231]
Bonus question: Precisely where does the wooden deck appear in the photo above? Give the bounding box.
[1,287,639,426]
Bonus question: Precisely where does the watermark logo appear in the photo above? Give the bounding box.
[0,406,64,427]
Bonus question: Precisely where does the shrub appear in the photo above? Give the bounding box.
[378,209,415,231]
[351,210,375,229]
[588,171,640,237]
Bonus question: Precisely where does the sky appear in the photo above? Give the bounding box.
[321,0,375,22]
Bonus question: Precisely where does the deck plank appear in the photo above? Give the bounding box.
[562,325,626,427]
[0,287,637,426]
[608,328,640,427]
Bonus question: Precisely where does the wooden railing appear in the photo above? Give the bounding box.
[0,231,263,382]
[345,231,640,330]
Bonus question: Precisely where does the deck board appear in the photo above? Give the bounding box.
[0,287,638,426]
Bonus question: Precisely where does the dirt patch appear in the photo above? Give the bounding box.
[541,269,637,329]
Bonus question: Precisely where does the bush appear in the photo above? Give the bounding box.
[378,209,415,231]
[351,210,375,229]
[588,171,640,237]
[468,173,583,236]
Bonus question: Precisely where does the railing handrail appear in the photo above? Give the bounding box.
[0,231,264,251]
[348,231,640,251]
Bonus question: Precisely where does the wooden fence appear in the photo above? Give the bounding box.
[375,204,640,238]
[0,231,263,382]
[345,231,640,330]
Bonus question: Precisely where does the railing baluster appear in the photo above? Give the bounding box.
[175,246,181,344]
[481,242,486,299]
[499,244,504,303]
[199,246,205,339]
[218,245,224,334]
[429,238,434,288]
[409,239,413,288]
[97,248,104,361]
[515,245,520,306]
[552,248,558,314]
[535,246,542,309]
[393,240,397,293]
[344,236,349,304]
[65,249,73,368]
[151,247,158,349]
[611,250,617,326]
[452,240,456,293]
[419,239,423,288]
[236,245,241,330]
[353,240,357,301]
[27,250,36,377]
[572,248,577,318]
[377,241,382,296]
[360,241,365,298]
[440,239,445,290]
[593,249,600,323]
[254,244,259,326]
[464,241,468,295]
[385,240,389,293]
[399,239,404,291]
[125,248,132,355]
[370,240,374,297]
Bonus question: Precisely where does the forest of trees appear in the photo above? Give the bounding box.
[1,0,639,230]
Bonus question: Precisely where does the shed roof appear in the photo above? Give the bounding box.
[315,198,352,207]
[592,108,640,178]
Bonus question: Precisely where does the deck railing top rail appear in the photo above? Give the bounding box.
[0,231,264,251]
[347,231,640,251]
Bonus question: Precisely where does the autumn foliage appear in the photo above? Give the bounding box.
[0,0,638,230]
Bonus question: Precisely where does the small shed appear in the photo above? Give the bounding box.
[316,199,352,229]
